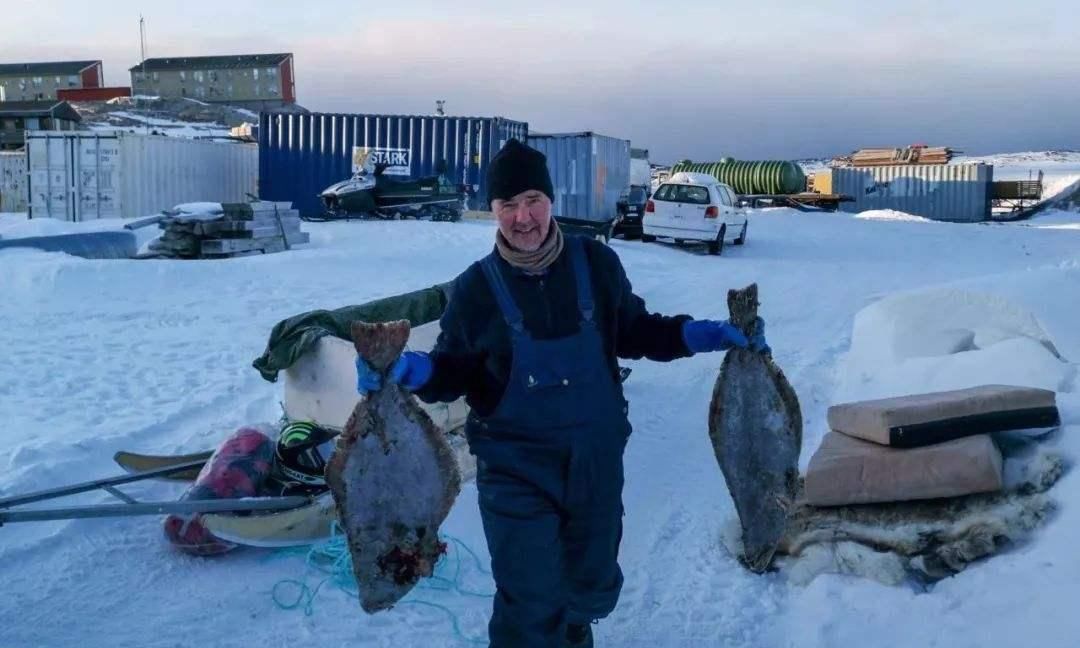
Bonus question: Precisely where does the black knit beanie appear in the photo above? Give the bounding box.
[486,138,555,205]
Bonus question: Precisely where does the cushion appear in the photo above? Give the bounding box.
[804,431,1004,507]
[827,384,1059,448]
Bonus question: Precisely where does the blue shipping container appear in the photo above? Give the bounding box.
[833,163,993,222]
[527,132,631,222]
[259,112,529,218]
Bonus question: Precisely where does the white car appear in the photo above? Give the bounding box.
[641,172,749,255]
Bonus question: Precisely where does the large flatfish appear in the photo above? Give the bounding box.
[708,283,802,573]
[324,319,462,612]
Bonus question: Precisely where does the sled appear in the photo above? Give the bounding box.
[0,461,310,526]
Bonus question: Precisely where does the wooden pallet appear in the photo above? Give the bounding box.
[148,201,308,259]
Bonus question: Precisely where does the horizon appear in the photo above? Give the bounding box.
[3,0,1077,163]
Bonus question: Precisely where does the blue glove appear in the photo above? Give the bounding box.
[682,318,769,354]
[355,351,433,395]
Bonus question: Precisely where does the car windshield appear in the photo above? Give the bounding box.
[629,187,647,201]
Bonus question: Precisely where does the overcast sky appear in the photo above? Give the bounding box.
[3,0,1077,163]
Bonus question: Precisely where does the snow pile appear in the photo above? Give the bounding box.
[0,213,130,239]
[853,209,933,223]
[1,208,1079,647]
[833,270,1079,405]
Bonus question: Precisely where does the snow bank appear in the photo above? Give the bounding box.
[854,209,933,223]
[0,213,130,239]
[834,266,1080,405]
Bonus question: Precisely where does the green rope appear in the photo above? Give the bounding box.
[270,521,494,645]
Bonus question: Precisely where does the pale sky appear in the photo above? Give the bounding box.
[4,0,1077,163]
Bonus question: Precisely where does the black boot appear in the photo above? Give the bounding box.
[565,623,594,647]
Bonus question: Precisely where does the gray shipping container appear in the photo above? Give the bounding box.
[26,132,258,221]
[527,132,631,222]
[833,164,993,222]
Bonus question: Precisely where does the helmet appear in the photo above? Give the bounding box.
[270,421,337,495]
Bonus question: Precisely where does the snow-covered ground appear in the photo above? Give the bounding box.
[85,110,233,139]
[1,199,1078,647]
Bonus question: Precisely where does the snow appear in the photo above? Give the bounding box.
[0,212,132,239]
[853,209,932,223]
[85,110,232,139]
[1,197,1079,646]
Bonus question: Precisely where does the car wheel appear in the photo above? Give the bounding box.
[707,225,727,256]
[734,222,747,245]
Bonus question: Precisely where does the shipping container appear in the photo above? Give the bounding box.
[57,87,132,102]
[526,132,631,222]
[1,151,28,212]
[258,112,528,218]
[26,132,258,221]
[832,163,993,222]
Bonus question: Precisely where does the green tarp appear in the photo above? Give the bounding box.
[252,282,453,383]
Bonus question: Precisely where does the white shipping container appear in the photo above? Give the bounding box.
[1,151,29,213]
[26,132,258,221]
[630,158,651,188]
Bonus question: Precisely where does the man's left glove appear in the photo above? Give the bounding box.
[355,351,433,395]
[682,318,769,354]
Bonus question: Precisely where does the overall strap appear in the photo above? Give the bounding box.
[568,237,595,323]
[480,253,526,333]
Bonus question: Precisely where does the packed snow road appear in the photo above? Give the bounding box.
[0,207,1078,647]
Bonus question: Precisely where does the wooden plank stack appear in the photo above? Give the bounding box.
[837,146,955,167]
[147,201,309,259]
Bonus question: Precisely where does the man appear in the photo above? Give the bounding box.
[356,139,767,647]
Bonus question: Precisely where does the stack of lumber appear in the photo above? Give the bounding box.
[842,146,954,167]
[147,201,309,259]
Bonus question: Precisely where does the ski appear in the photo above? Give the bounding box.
[113,450,214,481]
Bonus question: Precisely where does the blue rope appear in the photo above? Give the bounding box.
[270,521,494,645]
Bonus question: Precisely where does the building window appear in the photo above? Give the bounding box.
[227,84,234,95]
[68,75,79,87]
[267,67,277,77]
[253,68,259,80]
[194,70,204,83]
[33,76,42,87]
[209,70,218,82]
[55,76,62,86]
[268,85,279,96]
[19,79,26,91]
[152,71,159,82]
[180,70,186,81]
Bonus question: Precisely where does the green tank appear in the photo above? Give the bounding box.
[670,159,806,195]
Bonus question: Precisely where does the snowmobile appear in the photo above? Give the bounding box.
[312,161,466,223]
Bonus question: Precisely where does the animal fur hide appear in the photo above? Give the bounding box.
[720,430,1066,589]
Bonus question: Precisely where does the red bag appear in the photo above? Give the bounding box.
[163,426,273,556]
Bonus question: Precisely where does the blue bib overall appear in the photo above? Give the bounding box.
[469,238,630,647]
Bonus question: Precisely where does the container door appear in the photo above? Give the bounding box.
[28,135,73,220]
[75,135,120,220]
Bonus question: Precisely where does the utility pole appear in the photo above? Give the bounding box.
[139,15,148,134]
